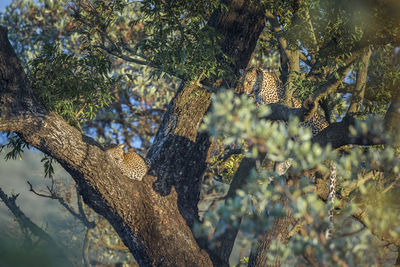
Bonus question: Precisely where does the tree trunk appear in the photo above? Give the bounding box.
[248,196,294,267]
[147,0,266,230]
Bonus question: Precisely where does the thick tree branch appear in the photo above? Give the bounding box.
[264,103,306,122]
[310,85,399,149]
[384,89,400,146]
[248,196,294,267]
[347,47,372,115]
[265,9,292,91]
[303,4,318,50]
[311,116,385,149]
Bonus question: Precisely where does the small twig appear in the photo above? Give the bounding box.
[27,181,94,227]
[82,227,93,267]
[76,187,95,228]
[288,219,307,238]
[335,226,366,239]
[75,103,87,119]
[0,187,73,266]
[98,43,152,67]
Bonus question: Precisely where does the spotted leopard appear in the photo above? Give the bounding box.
[105,144,148,181]
[238,67,335,236]
[237,67,328,136]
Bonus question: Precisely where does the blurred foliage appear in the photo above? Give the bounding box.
[198,91,400,266]
[0,236,71,267]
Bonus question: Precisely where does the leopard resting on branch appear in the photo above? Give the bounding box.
[237,67,336,238]
[105,144,149,181]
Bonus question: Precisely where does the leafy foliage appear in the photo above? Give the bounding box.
[41,155,55,178]
[198,90,400,265]
[73,0,231,82]
[139,0,229,81]
[0,133,29,160]
[29,43,114,127]
[365,45,400,114]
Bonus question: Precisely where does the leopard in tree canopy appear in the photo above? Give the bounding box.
[237,67,329,136]
[105,144,148,181]
[237,67,337,238]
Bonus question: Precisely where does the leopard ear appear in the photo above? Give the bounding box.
[117,144,125,149]
[239,69,244,76]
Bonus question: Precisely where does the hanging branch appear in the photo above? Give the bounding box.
[0,187,73,266]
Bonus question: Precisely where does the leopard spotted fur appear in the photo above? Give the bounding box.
[105,144,148,181]
[237,67,328,136]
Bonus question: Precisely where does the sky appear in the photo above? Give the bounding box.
[0,0,11,12]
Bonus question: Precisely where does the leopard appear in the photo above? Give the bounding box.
[238,67,336,238]
[237,67,329,136]
[105,144,148,181]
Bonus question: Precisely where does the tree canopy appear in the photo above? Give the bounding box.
[0,0,400,266]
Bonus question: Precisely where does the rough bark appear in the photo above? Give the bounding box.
[146,0,266,230]
[248,196,294,267]
[260,104,386,149]
[347,48,372,115]
[265,9,300,105]
[311,116,385,149]
[0,26,212,266]
[384,89,400,146]
[209,157,259,266]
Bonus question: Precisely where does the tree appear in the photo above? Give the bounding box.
[1,0,400,266]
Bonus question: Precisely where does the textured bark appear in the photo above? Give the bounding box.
[248,196,294,267]
[265,9,300,105]
[147,0,266,230]
[208,0,266,77]
[311,116,385,149]
[0,26,212,267]
[146,83,212,228]
[347,48,371,115]
[209,157,258,266]
[384,89,400,146]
